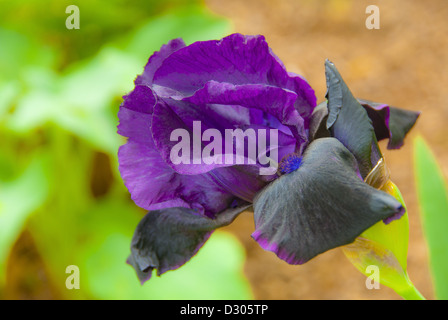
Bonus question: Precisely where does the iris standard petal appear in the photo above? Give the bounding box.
[118,84,281,211]
[308,101,330,142]
[135,38,186,86]
[117,85,155,144]
[252,137,404,265]
[121,84,156,114]
[358,99,420,150]
[325,60,381,178]
[151,95,299,175]
[118,140,238,217]
[286,71,318,124]
[151,98,234,175]
[183,81,307,149]
[309,97,420,152]
[151,33,316,113]
[127,201,251,284]
[117,107,153,145]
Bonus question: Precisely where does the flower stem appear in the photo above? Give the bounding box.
[396,283,426,300]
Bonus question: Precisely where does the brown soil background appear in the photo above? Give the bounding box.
[207,0,448,300]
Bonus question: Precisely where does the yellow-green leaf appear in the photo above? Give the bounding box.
[343,180,424,300]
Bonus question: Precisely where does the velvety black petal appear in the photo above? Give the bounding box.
[127,201,251,284]
[308,101,330,142]
[325,60,381,178]
[252,137,404,265]
[358,99,420,149]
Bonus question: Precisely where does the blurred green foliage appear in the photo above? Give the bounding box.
[0,0,254,299]
[414,136,448,299]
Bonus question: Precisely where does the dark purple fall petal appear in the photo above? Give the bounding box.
[127,201,251,284]
[252,138,404,265]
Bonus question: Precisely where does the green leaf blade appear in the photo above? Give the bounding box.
[414,135,448,299]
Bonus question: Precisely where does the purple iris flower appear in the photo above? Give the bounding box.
[117,33,419,283]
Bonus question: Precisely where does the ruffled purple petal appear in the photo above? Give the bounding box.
[117,107,153,145]
[118,86,281,211]
[152,34,316,114]
[117,84,156,146]
[150,80,308,176]
[121,84,156,114]
[118,34,319,231]
[118,140,238,217]
[135,38,186,86]
[287,71,318,123]
[183,81,307,149]
[151,96,296,175]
